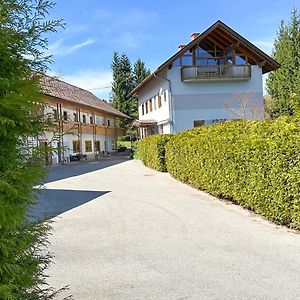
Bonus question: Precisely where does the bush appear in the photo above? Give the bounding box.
[139,134,172,171]
[130,141,140,159]
[165,118,300,229]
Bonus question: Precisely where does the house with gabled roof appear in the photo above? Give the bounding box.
[36,75,127,164]
[130,20,280,138]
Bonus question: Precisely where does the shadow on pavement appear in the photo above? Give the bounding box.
[43,150,131,184]
[29,189,110,222]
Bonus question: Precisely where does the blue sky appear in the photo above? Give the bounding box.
[46,0,299,99]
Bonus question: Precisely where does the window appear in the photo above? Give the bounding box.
[90,116,93,124]
[85,140,92,152]
[112,140,117,150]
[72,140,80,152]
[172,57,181,67]
[142,104,145,115]
[194,120,205,127]
[94,141,100,151]
[149,99,153,112]
[73,112,78,122]
[181,55,193,66]
[53,109,58,119]
[158,95,162,108]
[107,119,110,127]
[63,111,68,121]
[145,102,148,114]
[82,115,86,123]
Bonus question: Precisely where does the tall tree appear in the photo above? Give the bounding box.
[0,1,63,298]
[133,58,151,87]
[110,54,150,123]
[266,8,300,117]
[130,58,151,119]
[110,52,134,116]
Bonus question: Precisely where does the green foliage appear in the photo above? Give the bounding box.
[165,118,300,229]
[0,0,65,298]
[110,53,150,126]
[139,134,172,172]
[130,141,140,159]
[266,8,300,117]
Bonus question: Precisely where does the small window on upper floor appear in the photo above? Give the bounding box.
[53,109,58,119]
[158,95,162,108]
[149,99,153,112]
[90,116,93,124]
[63,111,68,121]
[107,119,110,127]
[142,104,145,115]
[82,115,86,123]
[145,102,148,114]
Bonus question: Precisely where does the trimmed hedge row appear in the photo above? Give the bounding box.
[139,134,172,172]
[165,118,300,229]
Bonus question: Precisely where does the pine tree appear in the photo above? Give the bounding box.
[0,1,64,298]
[266,8,300,117]
[110,52,134,126]
[110,54,151,123]
[130,58,151,119]
[133,58,151,87]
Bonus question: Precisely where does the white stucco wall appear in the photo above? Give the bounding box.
[138,72,170,124]
[166,65,264,133]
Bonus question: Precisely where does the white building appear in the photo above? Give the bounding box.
[130,20,280,137]
[36,76,127,165]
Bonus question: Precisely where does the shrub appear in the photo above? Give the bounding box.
[139,134,172,171]
[166,118,300,229]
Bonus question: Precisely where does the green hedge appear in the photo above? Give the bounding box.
[139,134,172,172]
[165,117,300,229]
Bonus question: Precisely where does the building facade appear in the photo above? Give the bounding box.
[36,76,127,165]
[131,20,280,138]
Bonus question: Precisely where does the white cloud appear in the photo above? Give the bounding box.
[47,37,97,57]
[48,70,112,100]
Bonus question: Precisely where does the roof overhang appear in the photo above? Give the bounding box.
[132,119,157,128]
[130,20,280,96]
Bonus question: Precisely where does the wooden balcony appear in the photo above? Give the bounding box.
[181,65,251,81]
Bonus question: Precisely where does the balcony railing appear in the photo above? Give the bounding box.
[181,65,251,81]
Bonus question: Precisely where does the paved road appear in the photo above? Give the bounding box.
[37,158,300,299]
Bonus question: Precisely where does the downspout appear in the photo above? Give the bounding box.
[153,72,175,134]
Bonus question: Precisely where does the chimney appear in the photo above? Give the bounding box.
[191,32,200,40]
[178,44,186,50]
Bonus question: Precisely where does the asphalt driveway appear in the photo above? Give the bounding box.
[36,157,300,299]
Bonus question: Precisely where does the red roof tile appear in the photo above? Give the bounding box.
[40,75,128,119]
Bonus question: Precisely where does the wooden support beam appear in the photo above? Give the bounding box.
[225,41,240,52]
[205,35,225,51]
[258,60,267,67]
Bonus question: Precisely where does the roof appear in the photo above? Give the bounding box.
[40,75,128,119]
[132,119,157,127]
[130,20,280,95]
